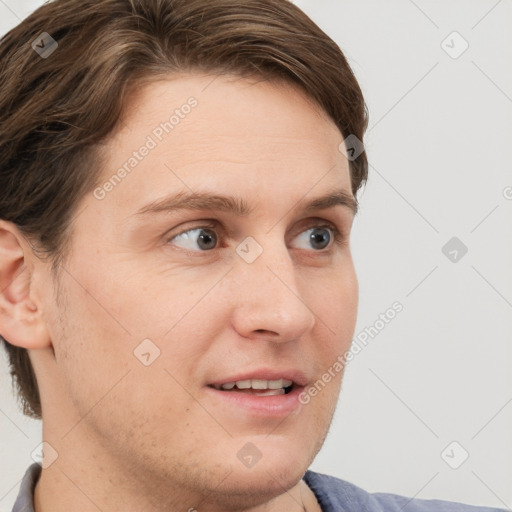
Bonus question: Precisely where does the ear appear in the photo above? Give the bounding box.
[0,220,51,349]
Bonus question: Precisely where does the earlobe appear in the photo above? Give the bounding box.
[0,220,52,350]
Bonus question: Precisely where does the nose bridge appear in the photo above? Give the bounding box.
[238,230,295,293]
[229,231,316,338]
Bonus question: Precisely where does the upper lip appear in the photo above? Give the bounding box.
[208,368,308,388]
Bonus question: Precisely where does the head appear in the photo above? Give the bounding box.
[0,0,368,508]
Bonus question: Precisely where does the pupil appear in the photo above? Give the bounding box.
[310,228,330,250]
[198,229,217,250]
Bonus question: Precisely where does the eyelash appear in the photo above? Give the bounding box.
[164,220,346,255]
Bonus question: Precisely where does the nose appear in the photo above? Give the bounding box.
[228,236,317,344]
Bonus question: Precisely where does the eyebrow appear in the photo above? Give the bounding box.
[134,188,358,218]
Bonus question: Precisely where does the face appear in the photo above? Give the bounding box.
[36,73,358,508]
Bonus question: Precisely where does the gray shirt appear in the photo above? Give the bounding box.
[12,463,507,511]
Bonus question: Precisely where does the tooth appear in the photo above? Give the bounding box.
[251,379,268,389]
[282,379,293,387]
[255,388,285,396]
[213,384,222,390]
[221,382,235,390]
[268,379,283,389]
[235,380,251,389]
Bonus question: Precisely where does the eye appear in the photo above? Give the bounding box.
[294,224,342,251]
[166,222,219,252]
[165,221,345,253]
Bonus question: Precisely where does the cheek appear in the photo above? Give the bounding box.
[320,263,358,343]
[47,272,134,419]
[99,263,223,342]
[49,265,207,400]
[50,281,198,446]
[307,266,357,401]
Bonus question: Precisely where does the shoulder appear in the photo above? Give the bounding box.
[303,470,507,512]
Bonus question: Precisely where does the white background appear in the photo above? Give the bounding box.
[1,0,511,510]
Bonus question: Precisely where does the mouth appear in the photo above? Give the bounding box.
[205,370,307,417]
[208,378,295,396]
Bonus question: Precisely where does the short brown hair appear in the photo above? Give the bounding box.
[0,0,369,419]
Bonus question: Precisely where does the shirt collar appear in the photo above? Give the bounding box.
[12,463,41,512]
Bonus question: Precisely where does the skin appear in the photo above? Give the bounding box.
[0,73,359,511]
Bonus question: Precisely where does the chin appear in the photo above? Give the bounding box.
[207,466,305,511]
[217,436,314,494]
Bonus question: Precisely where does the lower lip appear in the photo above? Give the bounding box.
[204,385,304,417]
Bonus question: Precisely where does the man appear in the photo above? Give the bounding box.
[0,1,506,511]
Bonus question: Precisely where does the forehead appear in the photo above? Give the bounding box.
[118,72,334,136]
[91,73,352,219]
[104,73,343,159]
